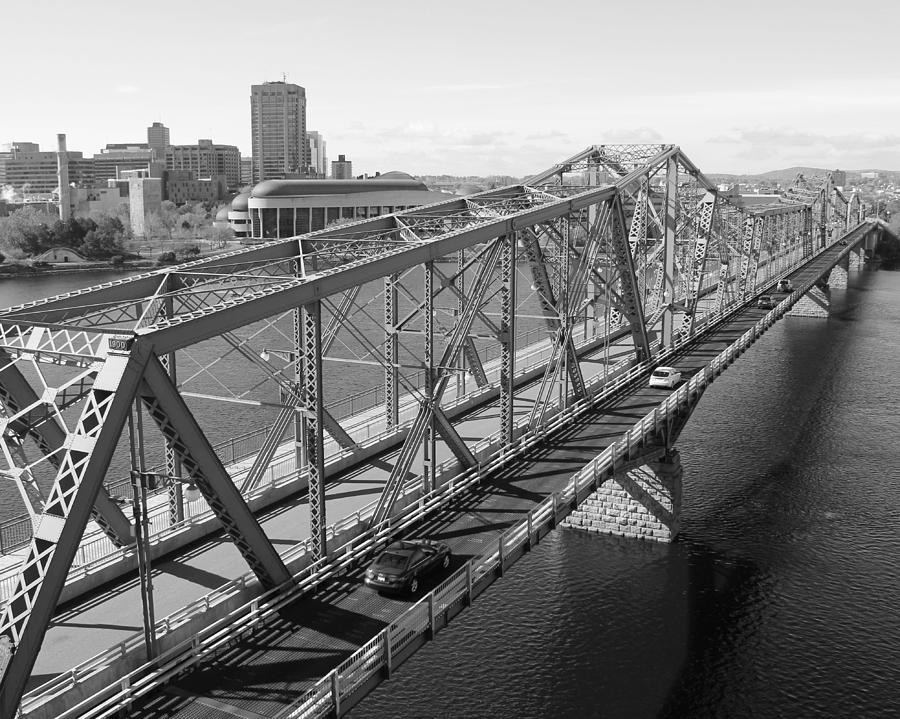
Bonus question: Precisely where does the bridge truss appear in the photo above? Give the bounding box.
[0,144,863,712]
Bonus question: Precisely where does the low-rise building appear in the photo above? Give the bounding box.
[33,246,88,263]
[93,144,158,183]
[331,154,352,180]
[228,192,251,237]
[68,184,127,218]
[166,140,241,189]
[164,170,228,204]
[236,171,446,239]
[0,142,92,194]
[129,176,163,238]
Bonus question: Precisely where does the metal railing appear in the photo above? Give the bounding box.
[30,224,854,719]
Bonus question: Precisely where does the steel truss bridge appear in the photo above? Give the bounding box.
[0,144,881,717]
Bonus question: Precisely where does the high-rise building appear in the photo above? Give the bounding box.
[147,122,170,159]
[308,130,327,177]
[166,139,241,188]
[250,81,309,183]
[331,154,352,180]
[240,157,253,186]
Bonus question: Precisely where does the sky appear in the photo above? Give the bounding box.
[3,0,900,178]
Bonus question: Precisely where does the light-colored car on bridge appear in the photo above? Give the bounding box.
[649,366,682,389]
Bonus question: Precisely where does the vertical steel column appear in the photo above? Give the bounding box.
[422,262,436,494]
[292,306,305,474]
[291,251,308,477]
[560,219,570,405]
[161,294,183,524]
[456,248,466,398]
[662,157,678,347]
[303,302,326,560]
[804,206,814,257]
[499,233,517,445]
[384,274,399,430]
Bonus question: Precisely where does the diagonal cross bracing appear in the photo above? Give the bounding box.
[371,239,504,525]
[139,354,292,587]
[0,349,150,716]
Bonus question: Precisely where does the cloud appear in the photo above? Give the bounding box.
[420,82,530,93]
[114,84,140,95]
[702,127,900,171]
[603,126,665,143]
[524,129,569,141]
[709,127,900,153]
[341,122,511,149]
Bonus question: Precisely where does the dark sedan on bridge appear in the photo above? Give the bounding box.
[364,539,451,594]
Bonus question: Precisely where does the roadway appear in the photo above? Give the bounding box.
[116,240,855,717]
[27,315,637,689]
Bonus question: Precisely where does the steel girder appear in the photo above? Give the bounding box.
[370,240,503,525]
[520,224,587,404]
[499,234,517,445]
[139,354,292,589]
[0,145,845,715]
[0,351,132,543]
[302,302,327,560]
[0,350,149,717]
[677,191,717,339]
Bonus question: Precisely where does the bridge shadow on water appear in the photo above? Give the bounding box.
[655,542,764,719]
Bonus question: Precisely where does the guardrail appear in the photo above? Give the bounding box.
[17,224,865,717]
[272,228,857,719]
[30,268,754,719]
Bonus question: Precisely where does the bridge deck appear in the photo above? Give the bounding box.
[29,320,640,685]
[113,240,853,717]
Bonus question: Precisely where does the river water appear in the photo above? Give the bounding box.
[356,267,900,718]
[2,268,899,717]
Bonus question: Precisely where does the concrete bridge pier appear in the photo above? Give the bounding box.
[563,449,683,542]
[787,279,830,318]
[829,257,849,289]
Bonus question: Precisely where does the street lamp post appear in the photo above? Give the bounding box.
[129,471,158,660]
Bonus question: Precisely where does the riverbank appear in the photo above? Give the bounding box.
[0,261,157,278]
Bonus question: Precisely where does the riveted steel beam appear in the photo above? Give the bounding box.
[140,354,292,587]
[0,351,133,545]
[0,349,150,717]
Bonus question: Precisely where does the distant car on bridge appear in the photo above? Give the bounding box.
[776,279,794,292]
[649,366,681,389]
[365,539,451,594]
[757,295,776,309]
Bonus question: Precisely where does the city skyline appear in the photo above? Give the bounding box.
[3,0,899,178]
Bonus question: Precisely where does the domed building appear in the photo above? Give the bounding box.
[228,174,446,240]
[227,192,251,237]
[212,204,231,230]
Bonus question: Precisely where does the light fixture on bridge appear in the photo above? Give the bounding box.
[184,482,202,503]
[260,348,296,363]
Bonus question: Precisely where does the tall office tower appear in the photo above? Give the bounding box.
[331,154,352,180]
[147,122,170,159]
[250,81,309,183]
[308,130,327,177]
